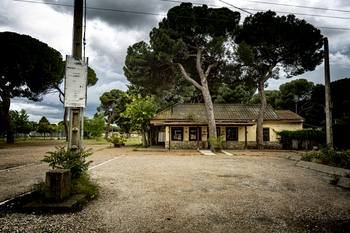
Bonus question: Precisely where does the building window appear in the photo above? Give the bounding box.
[189,127,202,141]
[172,127,183,141]
[263,128,270,141]
[226,127,238,141]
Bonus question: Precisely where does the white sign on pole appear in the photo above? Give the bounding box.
[64,56,88,108]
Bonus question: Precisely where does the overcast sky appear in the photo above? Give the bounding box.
[1,0,350,123]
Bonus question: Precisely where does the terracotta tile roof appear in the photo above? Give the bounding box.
[153,103,283,121]
[275,110,305,121]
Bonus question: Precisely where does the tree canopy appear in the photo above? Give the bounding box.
[0,31,64,143]
[97,89,130,138]
[121,94,158,148]
[275,78,314,115]
[149,3,241,148]
[235,11,324,148]
[9,109,33,136]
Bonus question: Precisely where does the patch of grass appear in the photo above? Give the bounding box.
[125,137,142,146]
[83,139,109,145]
[72,173,99,201]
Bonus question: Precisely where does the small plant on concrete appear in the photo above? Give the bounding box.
[208,136,224,151]
[42,147,93,180]
[329,174,341,185]
[42,147,99,200]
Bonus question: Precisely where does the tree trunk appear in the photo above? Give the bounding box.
[201,85,216,150]
[1,96,14,143]
[176,47,218,151]
[104,103,116,140]
[256,80,266,149]
[141,125,147,148]
[64,108,69,142]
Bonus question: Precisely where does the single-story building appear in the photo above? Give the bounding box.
[150,103,304,150]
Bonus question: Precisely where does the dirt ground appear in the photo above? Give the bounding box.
[0,141,349,232]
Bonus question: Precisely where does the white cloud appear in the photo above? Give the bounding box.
[330,51,350,68]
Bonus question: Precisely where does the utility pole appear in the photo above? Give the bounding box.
[324,37,333,146]
[68,0,84,152]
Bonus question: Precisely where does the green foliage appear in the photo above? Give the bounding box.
[71,173,99,201]
[89,112,105,140]
[235,11,324,78]
[0,32,64,143]
[9,109,33,135]
[208,136,224,149]
[275,79,314,114]
[301,144,350,169]
[107,135,127,147]
[214,81,256,104]
[250,90,281,108]
[42,146,93,180]
[121,94,158,131]
[97,89,131,135]
[275,129,325,149]
[37,116,54,137]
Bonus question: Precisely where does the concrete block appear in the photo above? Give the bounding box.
[334,167,350,176]
[295,161,312,169]
[338,177,350,189]
[309,163,332,174]
[279,153,290,158]
[45,169,71,201]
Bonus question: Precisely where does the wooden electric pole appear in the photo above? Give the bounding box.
[324,37,333,146]
[68,0,84,151]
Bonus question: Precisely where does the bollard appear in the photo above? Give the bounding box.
[45,169,71,201]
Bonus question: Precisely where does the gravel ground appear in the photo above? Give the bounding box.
[0,142,349,232]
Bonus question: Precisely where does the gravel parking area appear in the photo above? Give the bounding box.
[0,143,349,232]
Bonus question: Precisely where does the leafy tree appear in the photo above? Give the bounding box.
[55,65,98,141]
[89,112,105,141]
[124,42,194,110]
[214,81,256,104]
[235,11,324,149]
[250,90,281,109]
[149,3,240,149]
[121,94,158,148]
[275,79,314,115]
[97,89,130,139]
[9,109,33,136]
[37,116,54,139]
[305,78,350,149]
[0,32,64,143]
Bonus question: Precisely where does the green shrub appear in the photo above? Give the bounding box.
[301,144,350,169]
[274,129,325,149]
[42,147,93,180]
[107,135,127,147]
[208,136,224,149]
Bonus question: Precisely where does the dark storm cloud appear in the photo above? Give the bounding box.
[42,0,216,30]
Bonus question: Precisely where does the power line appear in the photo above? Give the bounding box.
[245,0,350,14]
[161,0,350,20]
[12,0,350,31]
[161,0,350,14]
[13,0,165,17]
[218,0,252,15]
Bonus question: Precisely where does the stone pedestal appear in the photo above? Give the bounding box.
[45,169,71,201]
